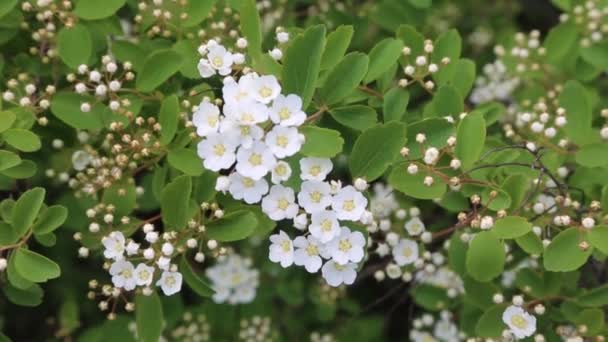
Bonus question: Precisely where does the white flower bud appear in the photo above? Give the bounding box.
[354,177,368,191]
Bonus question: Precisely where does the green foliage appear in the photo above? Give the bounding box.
[299,126,344,158]
[465,231,505,282]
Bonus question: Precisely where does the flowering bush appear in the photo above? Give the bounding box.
[1,0,608,341]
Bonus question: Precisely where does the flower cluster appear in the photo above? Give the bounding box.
[469,60,519,104]
[238,316,277,342]
[399,39,452,91]
[206,253,259,305]
[410,311,461,342]
[1,73,54,117]
[559,0,608,46]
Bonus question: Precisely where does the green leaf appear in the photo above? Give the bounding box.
[580,40,608,71]
[492,216,532,239]
[160,175,192,230]
[2,283,43,307]
[411,284,449,311]
[74,0,126,20]
[406,118,455,159]
[588,226,608,254]
[238,0,262,58]
[559,80,594,146]
[50,92,107,130]
[396,25,424,64]
[466,231,505,282]
[11,187,45,237]
[475,304,507,338]
[387,165,446,199]
[575,308,605,335]
[136,50,183,92]
[575,143,608,168]
[321,25,353,71]
[57,24,92,69]
[206,210,257,242]
[455,112,486,169]
[464,276,498,309]
[435,59,476,98]
[0,110,16,133]
[320,52,369,105]
[502,174,529,211]
[409,0,431,8]
[0,0,17,18]
[179,255,215,297]
[329,105,377,131]
[159,94,180,145]
[577,284,608,307]
[364,38,404,83]
[349,122,407,181]
[172,39,200,79]
[282,25,326,109]
[448,233,467,276]
[0,221,17,245]
[181,0,217,27]
[168,148,204,176]
[516,232,544,255]
[0,149,20,171]
[135,292,164,342]
[544,228,592,272]
[101,180,136,217]
[431,29,461,64]
[424,85,463,118]
[13,248,60,283]
[544,22,578,65]
[32,205,68,235]
[299,126,344,158]
[383,87,409,122]
[1,159,36,179]
[2,129,41,152]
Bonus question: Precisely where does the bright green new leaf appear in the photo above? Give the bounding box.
[1,159,36,179]
[136,50,183,92]
[74,0,126,20]
[580,40,608,71]
[544,228,592,272]
[179,255,215,297]
[282,25,326,109]
[588,225,608,254]
[159,94,180,145]
[172,39,201,79]
[383,87,409,122]
[135,292,164,342]
[0,110,16,133]
[181,0,217,27]
[455,112,486,169]
[2,283,43,307]
[575,308,605,335]
[424,85,463,118]
[299,126,344,158]
[13,248,60,283]
[329,105,377,131]
[320,52,369,105]
[431,29,461,64]
[466,231,505,282]
[388,165,446,200]
[161,175,192,230]
[168,148,204,176]
[321,25,354,71]
[492,216,532,239]
[239,0,262,57]
[206,210,257,242]
[575,143,608,168]
[364,38,404,83]
[2,128,41,152]
[559,80,594,146]
[32,205,68,235]
[57,25,92,69]
[544,22,578,65]
[11,187,45,237]
[349,122,407,181]
[516,232,544,255]
[0,149,20,171]
[475,304,507,338]
[434,59,476,98]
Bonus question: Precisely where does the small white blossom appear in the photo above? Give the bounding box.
[265,125,305,158]
[109,260,136,290]
[268,230,294,267]
[293,235,323,273]
[235,141,277,180]
[297,180,332,213]
[269,94,306,126]
[192,101,221,137]
[156,271,183,295]
[502,305,537,339]
[299,157,333,181]
[404,217,425,236]
[331,186,368,221]
[392,239,419,266]
[321,261,357,287]
[102,231,126,260]
[197,133,239,171]
[308,210,340,243]
[228,173,269,204]
[327,227,366,265]
[261,185,299,221]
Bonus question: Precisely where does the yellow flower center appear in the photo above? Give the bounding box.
[241,112,255,124]
[242,177,255,188]
[280,240,291,252]
[403,247,412,257]
[310,191,322,203]
[309,165,321,177]
[306,244,318,256]
[212,57,223,68]
[321,219,333,232]
[279,107,291,120]
[333,263,345,271]
[259,86,272,98]
[240,125,250,135]
[275,164,287,176]
[511,314,528,329]
[231,274,242,285]
[166,275,176,286]
[248,153,262,166]
[121,269,132,278]
[342,200,355,212]
[213,144,225,156]
[278,198,289,210]
[276,135,289,148]
[338,239,352,252]
[207,116,218,127]
[138,269,150,280]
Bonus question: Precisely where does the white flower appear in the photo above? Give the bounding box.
[235,141,276,180]
[293,213,308,230]
[215,176,230,192]
[192,101,221,137]
[72,150,92,171]
[206,254,259,305]
[299,157,333,181]
[268,230,294,267]
[297,180,332,213]
[404,217,426,236]
[327,227,366,265]
[109,260,136,290]
[293,235,323,273]
[423,147,439,165]
[480,216,494,230]
[269,94,306,126]
[261,185,299,221]
[308,210,340,243]
[582,217,595,229]
[331,186,368,221]
[249,74,281,104]
[219,120,264,149]
[197,133,239,171]
[502,305,537,339]
[222,75,254,105]
[228,173,269,204]
[392,239,419,266]
[265,125,305,158]
[271,161,292,184]
[134,263,155,286]
[206,44,234,76]
[321,260,357,287]
[102,231,126,260]
[156,271,183,295]
[223,100,269,125]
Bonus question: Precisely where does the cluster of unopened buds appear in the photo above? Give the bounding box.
[410,311,461,342]
[469,59,519,104]
[205,253,259,305]
[1,73,55,118]
[238,316,276,342]
[559,0,608,46]
[495,30,546,74]
[511,90,568,142]
[399,40,451,91]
